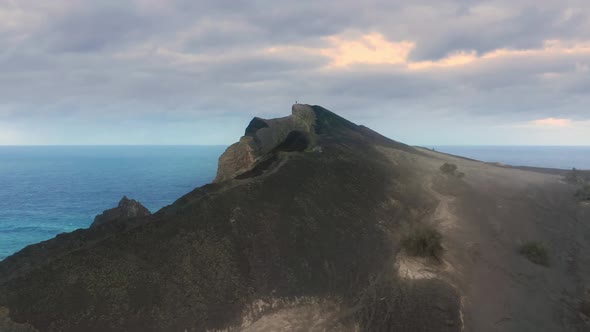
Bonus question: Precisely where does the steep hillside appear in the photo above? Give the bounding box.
[1,104,589,332]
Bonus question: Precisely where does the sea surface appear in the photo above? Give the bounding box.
[431,146,590,170]
[1,145,589,261]
[0,146,226,260]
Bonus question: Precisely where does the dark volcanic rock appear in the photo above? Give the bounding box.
[0,307,37,332]
[91,196,151,228]
[0,105,460,332]
[0,197,154,284]
[214,104,318,182]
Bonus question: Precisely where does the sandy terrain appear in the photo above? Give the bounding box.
[239,145,589,331]
[378,146,590,331]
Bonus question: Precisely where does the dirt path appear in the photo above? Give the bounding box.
[426,177,457,230]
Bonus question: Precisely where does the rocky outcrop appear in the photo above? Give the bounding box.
[214,136,259,183]
[214,104,317,182]
[0,307,38,332]
[3,104,590,332]
[91,196,151,228]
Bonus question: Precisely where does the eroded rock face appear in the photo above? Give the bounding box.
[91,196,151,228]
[0,307,38,332]
[214,136,259,183]
[214,104,317,182]
[240,297,356,331]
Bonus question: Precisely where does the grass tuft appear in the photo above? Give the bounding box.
[440,163,458,175]
[401,224,443,259]
[440,163,465,179]
[519,241,549,267]
[575,185,590,201]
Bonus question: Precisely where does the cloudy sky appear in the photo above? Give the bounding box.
[1,0,589,145]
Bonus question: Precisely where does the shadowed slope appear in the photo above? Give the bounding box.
[3,105,590,332]
[0,105,460,332]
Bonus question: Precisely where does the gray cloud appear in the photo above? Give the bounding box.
[47,7,153,53]
[403,5,590,60]
[1,0,590,144]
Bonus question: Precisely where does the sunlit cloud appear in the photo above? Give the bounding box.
[319,33,414,68]
[414,39,590,70]
[531,117,572,127]
[409,51,478,70]
[285,33,590,71]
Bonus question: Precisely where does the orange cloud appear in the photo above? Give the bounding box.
[531,118,572,127]
[409,51,478,70]
[262,33,590,73]
[407,39,590,70]
[319,33,414,67]
[275,33,590,71]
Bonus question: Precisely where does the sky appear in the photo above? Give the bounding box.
[1,0,590,145]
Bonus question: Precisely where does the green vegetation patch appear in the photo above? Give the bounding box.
[355,277,461,331]
[575,185,590,201]
[519,241,549,266]
[565,168,590,185]
[581,300,590,318]
[566,168,590,201]
[401,224,443,259]
[440,163,465,178]
[440,163,457,174]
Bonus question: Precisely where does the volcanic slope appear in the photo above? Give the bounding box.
[1,104,589,332]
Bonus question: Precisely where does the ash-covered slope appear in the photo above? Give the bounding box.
[1,104,589,332]
[0,105,457,332]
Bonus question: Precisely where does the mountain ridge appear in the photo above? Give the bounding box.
[1,104,589,331]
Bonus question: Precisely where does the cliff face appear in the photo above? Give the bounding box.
[214,104,317,182]
[91,196,151,228]
[1,105,589,332]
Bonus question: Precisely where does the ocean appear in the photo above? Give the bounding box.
[0,146,226,260]
[431,146,590,170]
[1,145,589,260]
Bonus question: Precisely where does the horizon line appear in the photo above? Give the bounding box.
[2,144,590,147]
[0,144,230,147]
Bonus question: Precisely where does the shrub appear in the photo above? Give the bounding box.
[578,286,590,318]
[575,185,590,201]
[519,241,549,266]
[440,163,465,179]
[566,168,590,185]
[440,163,458,174]
[401,224,443,259]
[581,300,590,318]
[565,168,581,184]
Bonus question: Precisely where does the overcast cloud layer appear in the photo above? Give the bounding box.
[1,0,589,145]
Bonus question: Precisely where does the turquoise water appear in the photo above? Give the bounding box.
[1,145,589,261]
[0,146,226,260]
[431,146,590,170]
